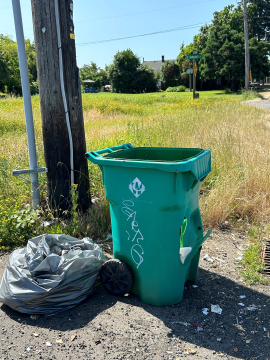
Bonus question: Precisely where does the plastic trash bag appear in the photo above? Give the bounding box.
[0,234,106,314]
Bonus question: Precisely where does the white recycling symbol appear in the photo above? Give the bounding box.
[129,177,145,198]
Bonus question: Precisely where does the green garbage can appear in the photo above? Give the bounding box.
[86,143,212,306]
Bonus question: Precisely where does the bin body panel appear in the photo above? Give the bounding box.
[86,145,211,306]
[101,165,202,305]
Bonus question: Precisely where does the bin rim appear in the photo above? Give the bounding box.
[85,143,211,181]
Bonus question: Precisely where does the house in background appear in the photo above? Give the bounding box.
[143,55,176,88]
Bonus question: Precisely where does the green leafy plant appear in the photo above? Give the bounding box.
[241,90,260,100]
[11,204,40,229]
[240,226,268,285]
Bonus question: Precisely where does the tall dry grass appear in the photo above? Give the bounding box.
[82,96,270,228]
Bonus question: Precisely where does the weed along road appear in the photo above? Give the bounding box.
[0,229,269,359]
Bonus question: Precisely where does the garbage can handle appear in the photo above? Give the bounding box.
[180,229,212,266]
[85,143,134,160]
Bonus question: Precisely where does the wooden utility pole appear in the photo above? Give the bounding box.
[31,0,91,212]
[243,0,250,91]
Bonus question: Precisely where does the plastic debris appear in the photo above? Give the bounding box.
[239,295,246,299]
[71,334,77,341]
[33,333,39,337]
[211,304,222,314]
[203,254,214,263]
[40,220,54,228]
[235,255,243,261]
[217,338,221,341]
[46,342,52,347]
[246,340,251,344]
[105,234,112,241]
[0,260,2,263]
[192,285,198,288]
[0,234,106,314]
[26,347,31,352]
[247,306,257,311]
[166,351,173,354]
[202,308,209,315]
[56,339,63,343]
[238,303,245,306]
[264,327,267,332]
[180,247,192,264]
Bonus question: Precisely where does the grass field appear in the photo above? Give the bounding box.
[0,90,270,251]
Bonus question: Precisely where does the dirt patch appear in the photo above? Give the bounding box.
[259,91,270,100]
[0,230,269,360]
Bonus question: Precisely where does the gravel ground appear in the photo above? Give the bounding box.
[0,229,269,360]
[244,91,270,110]
[245,99,270,110]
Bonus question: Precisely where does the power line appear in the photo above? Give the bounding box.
[76,22,210,47]
[75,0,215,24]
[1,21,210,56]
[0,0,214,33]
[2,14,268,55]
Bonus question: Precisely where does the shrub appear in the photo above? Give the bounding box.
[165,86,186,92]
[160,61,180,89]
[108,49,157,93]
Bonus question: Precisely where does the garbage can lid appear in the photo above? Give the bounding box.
[86,144,211,180]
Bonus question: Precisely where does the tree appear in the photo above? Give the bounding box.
[80,62,107,89]
[177,4,270,91]
[0,35,37,95]
[193,5,270,91]
[160,60,180,90]
[249,0,270,41]
[135,64,157,93]
[108,49,140,93]
[0,49,8,92]
[108,49,157,93]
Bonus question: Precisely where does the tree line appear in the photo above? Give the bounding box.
[0,1,269,95]
[0,35,38,95]
[177,2,270,91]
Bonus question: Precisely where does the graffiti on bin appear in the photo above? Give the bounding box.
[121,199,144,268]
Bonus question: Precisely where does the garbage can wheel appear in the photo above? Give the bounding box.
[100,259,134,296]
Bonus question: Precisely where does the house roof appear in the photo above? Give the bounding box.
[143,60,176,73]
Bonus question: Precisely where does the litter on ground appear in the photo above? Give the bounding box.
[211,304,222,314]
[202,308,209,315]
[203,254,215,263]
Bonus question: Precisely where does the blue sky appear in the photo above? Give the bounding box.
[0,0,236,69]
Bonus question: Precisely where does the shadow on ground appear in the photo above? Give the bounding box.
[1,267,269,359]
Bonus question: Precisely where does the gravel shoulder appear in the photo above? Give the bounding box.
[244,99,270,110]
[0,230,269,360]
[244,91,270,110]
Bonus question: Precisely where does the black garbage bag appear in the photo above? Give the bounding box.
[0,234,106,314]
